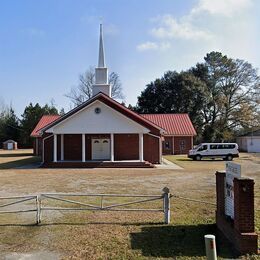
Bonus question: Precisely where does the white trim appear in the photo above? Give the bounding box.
[82,134,86,162]
[139,133,144,162]
[53,134,57,162]
[61,134,64,160]
[111,133,114,162]
[147,132,160,139]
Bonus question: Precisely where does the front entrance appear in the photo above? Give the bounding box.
[92,138,110,160]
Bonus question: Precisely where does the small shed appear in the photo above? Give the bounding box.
[3,140,18,150]
[236,129,260,153]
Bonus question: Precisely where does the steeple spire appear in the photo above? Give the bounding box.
[92,23,111,97]
[98,24,105,67]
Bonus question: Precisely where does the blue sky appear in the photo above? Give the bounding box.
[0,0,259,117]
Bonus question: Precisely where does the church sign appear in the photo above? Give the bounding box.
[225,162,241,219]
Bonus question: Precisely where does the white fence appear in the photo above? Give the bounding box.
[0,187,171,225]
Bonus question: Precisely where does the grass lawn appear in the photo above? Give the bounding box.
[0,150,259,259]
[0,149,40,169]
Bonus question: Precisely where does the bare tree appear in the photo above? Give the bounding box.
[66,67,125,106]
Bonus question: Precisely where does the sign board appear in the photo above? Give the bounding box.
[225,162,241,219]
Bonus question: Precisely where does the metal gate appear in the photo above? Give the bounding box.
[0,187,171,225]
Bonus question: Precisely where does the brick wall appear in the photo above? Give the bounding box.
[162,136,173,155]
[114,134,139,160]
[215,171,258,254]
[43,135,53,163]
[174,136,192,154]
[64,134,82,161]
[144,134,160,164]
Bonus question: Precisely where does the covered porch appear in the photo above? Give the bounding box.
[42,133,158,168]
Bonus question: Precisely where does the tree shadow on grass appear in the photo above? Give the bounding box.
[130,224,236,258]
[0,157,40,169]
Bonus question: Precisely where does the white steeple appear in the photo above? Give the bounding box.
[92,24,111,97]
[98,24,105,67]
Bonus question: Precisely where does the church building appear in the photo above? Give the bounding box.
[31,25,196,168]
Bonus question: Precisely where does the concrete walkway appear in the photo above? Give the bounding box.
[155,158,183,170]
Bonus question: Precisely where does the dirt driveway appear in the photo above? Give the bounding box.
[0,150,259,259]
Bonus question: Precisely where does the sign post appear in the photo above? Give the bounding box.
[225,162,241,219]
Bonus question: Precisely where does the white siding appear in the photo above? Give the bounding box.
[47,100,149,134]
[247,137,260,152]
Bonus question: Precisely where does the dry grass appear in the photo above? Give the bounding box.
[0,150,259,259]
[0,149,40,169]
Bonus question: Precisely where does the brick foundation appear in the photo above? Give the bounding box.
[215,171,258,254]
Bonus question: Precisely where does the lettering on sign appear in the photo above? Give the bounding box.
[225,162,241,219]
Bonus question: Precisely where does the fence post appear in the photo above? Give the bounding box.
[204,235,217,260]
[36,195,41,225]
[163,187,170,224]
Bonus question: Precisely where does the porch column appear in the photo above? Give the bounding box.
[53,134,57,162]
[61,134,64,161]
[139,133,144,162]
[82,134,86,162]
[110,133,114,162]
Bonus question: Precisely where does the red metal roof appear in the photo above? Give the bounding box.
[30,115,60,137]
[141,114,196,136]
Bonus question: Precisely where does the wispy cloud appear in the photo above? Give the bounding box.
[137,41,171,52]
[191,0,252,17]
[150,14,212,40]
[137,0,254,58]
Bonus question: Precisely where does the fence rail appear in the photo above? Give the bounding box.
[0,187,171,225]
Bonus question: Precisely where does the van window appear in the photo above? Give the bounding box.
[217,144,224,149]
[198,145,207,151]
[210,144,218,149]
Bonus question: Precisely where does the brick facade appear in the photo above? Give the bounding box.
[215,171,258,254]
[144,134,160,164]
[42,133,160,165]
[162,136,193,155]
[174,136,192,154]
[114,134,139,160]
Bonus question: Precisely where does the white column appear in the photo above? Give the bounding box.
[61,134,64,161]
[110,133,114,162]
[82,134,86,162]
[139,133,144,162]
[53,134,57,162]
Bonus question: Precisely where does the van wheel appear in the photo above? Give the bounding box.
[195,155,201,161]
[226,154,233,161]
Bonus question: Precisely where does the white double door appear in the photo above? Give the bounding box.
[92,138,111,160]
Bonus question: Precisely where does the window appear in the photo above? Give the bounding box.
[210,144,218,149]
[94,140,99,143]
[198,145,208,151]
[103,140,108,143]
[165,141,171,150]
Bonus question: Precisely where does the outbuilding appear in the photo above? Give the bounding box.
[3,140,18,150]
[236,129,260,153]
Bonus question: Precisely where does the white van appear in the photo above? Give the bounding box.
[188,143,239,161]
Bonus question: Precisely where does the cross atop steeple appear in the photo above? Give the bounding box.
[98,24,105,68]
